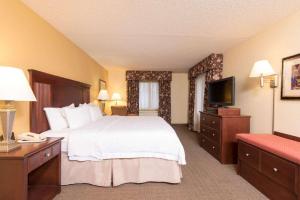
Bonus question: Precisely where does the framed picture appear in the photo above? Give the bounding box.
[281,54,300,99]
[99,79,107,91]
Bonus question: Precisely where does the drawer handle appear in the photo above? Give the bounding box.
[245,153,250,157]
[273,168,278,172]
[202,129,206,132]
[212,121,216,124]
[212,146,215,150]
[203,118,206,121]
[212,133,215,137]
[45,152,51,158]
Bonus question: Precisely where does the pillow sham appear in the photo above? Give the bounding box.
[44,108,68,131]
[64,106,92,129]
[87,104,103,121]
[80,103,103,121]
[44,104,75,131]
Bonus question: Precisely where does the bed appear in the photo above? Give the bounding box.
[29,70,186,187]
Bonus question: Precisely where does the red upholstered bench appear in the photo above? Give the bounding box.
[237,133,300,200]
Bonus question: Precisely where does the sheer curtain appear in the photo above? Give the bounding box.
[139,82,159,110]
[193,74,205,132]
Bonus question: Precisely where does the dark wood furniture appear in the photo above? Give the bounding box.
[199,111,250,164]
[237,135,300,200]
[111,106,128,116]
[0,138,63,200]
[29,70,91,133]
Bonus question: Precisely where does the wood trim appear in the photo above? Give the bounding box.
[29,70,91,133]
[274,131,300,142]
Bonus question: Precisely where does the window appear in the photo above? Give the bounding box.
[139,82,159,110]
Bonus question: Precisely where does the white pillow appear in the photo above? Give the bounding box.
[64,106,92,129]
[80,103,103,121]
[44,104,75,131]
[87,104,103,121]
[44,108,68,131]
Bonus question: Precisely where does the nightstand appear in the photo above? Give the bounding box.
[111,106,128,116]
[0,137,63,200]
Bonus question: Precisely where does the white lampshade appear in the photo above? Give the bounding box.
[249,60,275,77]
[111,92,121,101]
[0,66,36,101]
[98,89,109,100]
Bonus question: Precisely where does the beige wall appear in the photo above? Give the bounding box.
[0,1,107,134]
[106,67,127,114]
[107,68,189,123]
[171,73,189,124]
[223,10,300,136]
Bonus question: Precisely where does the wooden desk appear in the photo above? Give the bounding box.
[0,138,63,200]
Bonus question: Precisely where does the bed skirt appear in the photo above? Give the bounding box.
[61,153,182,187]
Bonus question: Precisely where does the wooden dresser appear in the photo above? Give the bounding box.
[199,111,250,164]
[0,138,63,200]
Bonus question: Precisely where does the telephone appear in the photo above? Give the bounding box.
[17,132,46,143]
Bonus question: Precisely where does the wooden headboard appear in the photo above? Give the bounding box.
[29,70,91,133]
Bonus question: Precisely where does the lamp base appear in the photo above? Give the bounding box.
[0,141,21,152]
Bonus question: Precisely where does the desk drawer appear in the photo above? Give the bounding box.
[200,125,220,143]
[201,114,220,130]
[28,143,60,173]
[200,136,220,160]
[261,151,297,192]
[238,142,259,170]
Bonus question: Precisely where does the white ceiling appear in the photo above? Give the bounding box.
[22,0,300,72]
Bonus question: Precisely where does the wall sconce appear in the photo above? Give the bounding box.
[249,60,278,88]
[249,59,279,133]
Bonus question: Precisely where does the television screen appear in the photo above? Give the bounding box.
[208,77,235,106]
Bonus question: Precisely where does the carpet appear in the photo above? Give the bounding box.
[54,125,267,200]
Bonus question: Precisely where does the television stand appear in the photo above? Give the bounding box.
[199,109,250,164]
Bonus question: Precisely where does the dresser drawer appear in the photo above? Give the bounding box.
[238,142,259,170]
[28,142,60,173]
[201,114,220,130]
[200,136,220,160]
[200,125,220,143]
[261,151,297,192]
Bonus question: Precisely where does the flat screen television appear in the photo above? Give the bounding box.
[208,76,235,106]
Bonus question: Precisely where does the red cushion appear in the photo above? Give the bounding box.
[237,134,300,165]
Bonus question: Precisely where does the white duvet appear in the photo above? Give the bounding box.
[45,116,186,165]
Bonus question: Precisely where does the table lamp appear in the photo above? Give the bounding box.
[111,92,121,105]
[0,66,37,152]
[98,89,109,113]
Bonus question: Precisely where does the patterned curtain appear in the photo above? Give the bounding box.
[126,71,172,123]
[188,54,223,129]
[159,80,171,123]
[127,80,139,115]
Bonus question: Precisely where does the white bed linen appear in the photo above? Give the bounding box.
[41,129,70,152]
[42,116,186,165]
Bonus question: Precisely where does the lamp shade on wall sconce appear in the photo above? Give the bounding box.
[98,89,109,100]
[111,92,121,105]
[0,66,37,152]
[249,60,276,87]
